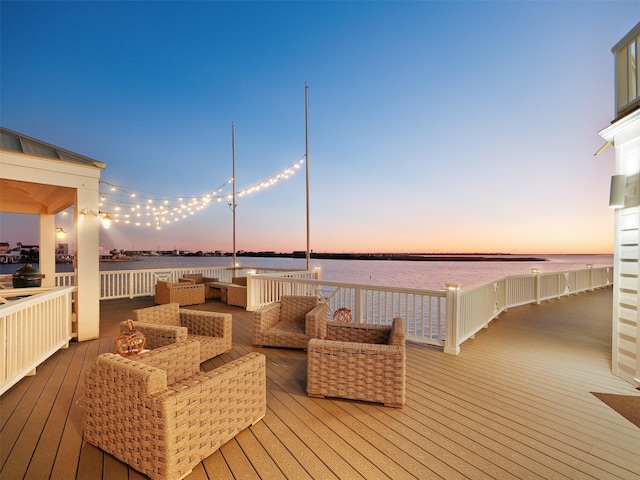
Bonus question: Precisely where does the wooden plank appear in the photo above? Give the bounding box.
[51,338,108,479]
[219,438,259,479]
[248,420,315,480]
[0,339,68,478]
[233,428,287,479]
[76,442,105,480]
[200,451,235,480]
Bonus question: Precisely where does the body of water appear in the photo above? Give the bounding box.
[2,254,613,291]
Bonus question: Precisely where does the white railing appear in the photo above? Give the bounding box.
[48,266,294,299]
[1,286,75,395]
[249,266,613,353]
[446,266,614,354]
[0,264,612,359]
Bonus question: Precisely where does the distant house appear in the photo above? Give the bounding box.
[0,242,18,264]
[599,21,640,387]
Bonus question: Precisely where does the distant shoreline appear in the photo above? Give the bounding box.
[238,252,549,262]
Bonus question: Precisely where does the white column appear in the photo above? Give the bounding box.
[75,188,100,341]
[39,214,56,288]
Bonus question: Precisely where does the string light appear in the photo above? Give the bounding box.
[94,157,305,229]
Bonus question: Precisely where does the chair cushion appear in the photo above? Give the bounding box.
[273,319,305,336]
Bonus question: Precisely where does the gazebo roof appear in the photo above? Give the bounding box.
[0,126,105,215]
[0,126,106,168]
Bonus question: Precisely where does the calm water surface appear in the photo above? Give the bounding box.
[4,254,611,291]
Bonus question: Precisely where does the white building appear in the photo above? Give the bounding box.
[599,21,640,387]
[0,127,105,341]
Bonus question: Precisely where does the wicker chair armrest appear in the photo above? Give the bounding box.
[253,301,282,332]
[180,309,232,338]
[202,276,218,283]
[87,354,167,397]
[325,322,392,344]
[120,319,186,335]
[172,283,205,292]
[305,302,329,339]
[389,317,406,345]
[179,278,196,284]
[123,320,188,350]
[132,303,181,325]
[135,339,201,385]
[308,338,405,357]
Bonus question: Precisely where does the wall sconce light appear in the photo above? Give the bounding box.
[56,227,66,238]
[101,212,112,229]
[609,175,626,208]
[81,208,112,228]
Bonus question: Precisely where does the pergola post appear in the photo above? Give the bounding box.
[75,189,101,341]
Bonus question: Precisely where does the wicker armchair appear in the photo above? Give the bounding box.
[179,273,219,299]
[252,295,329,349]
[84,340,266,480]
[307,317,406,407]
[124,302,232,363]
[155,280,205,306]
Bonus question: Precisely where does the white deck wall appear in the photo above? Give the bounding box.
[600,109,640,387]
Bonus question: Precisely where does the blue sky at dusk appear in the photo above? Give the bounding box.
[1,1,637,254]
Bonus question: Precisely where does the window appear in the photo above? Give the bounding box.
[614,23,640,120]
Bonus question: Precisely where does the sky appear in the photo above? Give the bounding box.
[1,1,637,255]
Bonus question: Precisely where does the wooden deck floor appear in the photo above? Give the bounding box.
[2,287,639,479]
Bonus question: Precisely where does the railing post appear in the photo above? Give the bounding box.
[355,286,363,324]
[587,264,594,291]
[531,268,541,304]
[246,271,254,311]
[444,283,460,355]
[129,271,134,299]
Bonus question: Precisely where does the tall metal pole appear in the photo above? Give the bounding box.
[232,122,237,268]
[305,82,311,270]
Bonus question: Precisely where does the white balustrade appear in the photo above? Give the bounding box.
[1,286,74,395]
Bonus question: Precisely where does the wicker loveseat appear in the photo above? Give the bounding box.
[252,295,329,349]
[307,317,406,407]
[155,280,205,306]
[84,339,266,480]
[125,302,232,363]
[179,273,219,299]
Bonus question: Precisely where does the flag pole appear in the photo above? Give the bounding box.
[305,82,311,271]
[232,122,237,268]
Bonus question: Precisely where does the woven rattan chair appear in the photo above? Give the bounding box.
[307,317,406,407]
[123,302,231,363]
[252,295,329,349]
[179,273,219,299]
[84,339,266,480]
[155,280,205,306]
